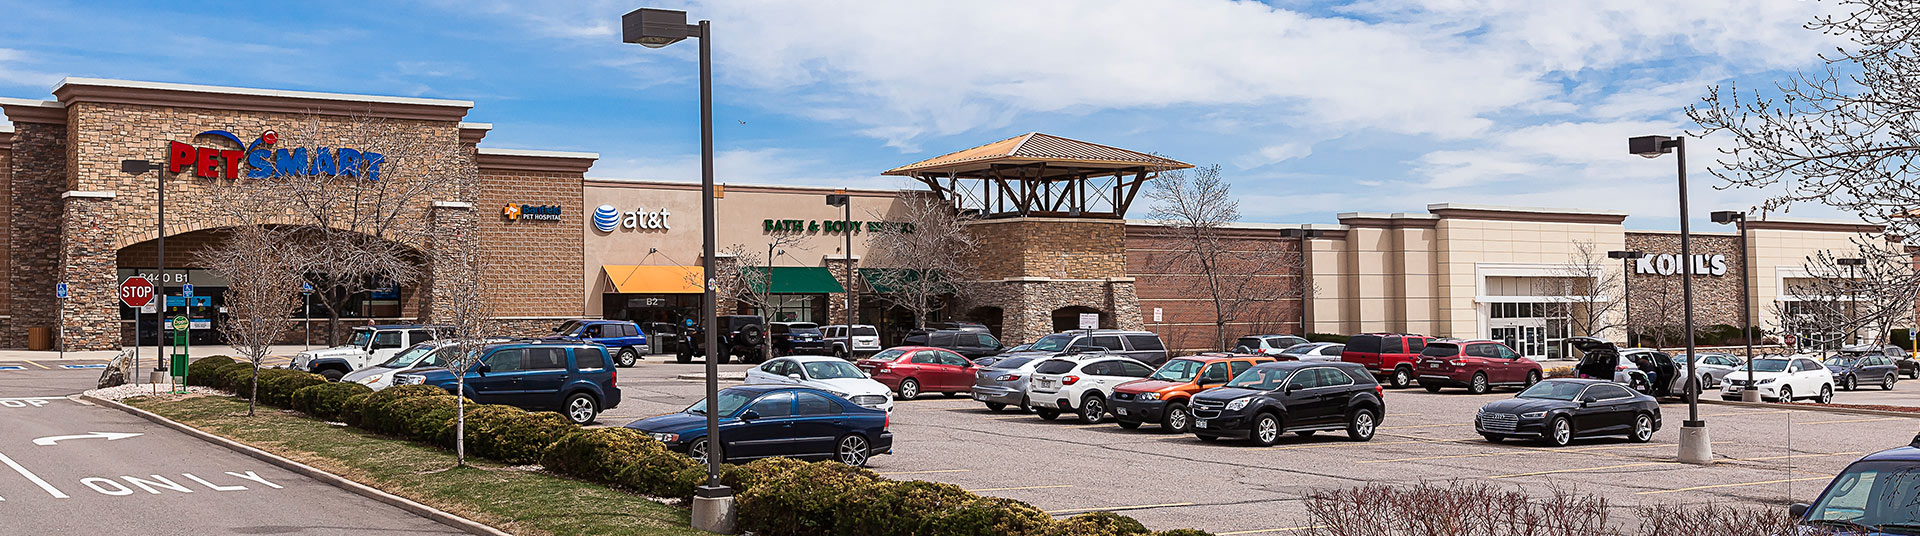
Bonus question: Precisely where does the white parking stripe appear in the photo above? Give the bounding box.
[0,451,69,498]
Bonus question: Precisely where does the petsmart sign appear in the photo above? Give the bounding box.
[168,130,384,181]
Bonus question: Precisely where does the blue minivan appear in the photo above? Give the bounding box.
[397,340,621,425]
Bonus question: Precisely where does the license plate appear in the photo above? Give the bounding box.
[1116,408,1129,416]
[1194,419,1207,429]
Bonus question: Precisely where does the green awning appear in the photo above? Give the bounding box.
[745,266,846,294]
[859,268,955,294]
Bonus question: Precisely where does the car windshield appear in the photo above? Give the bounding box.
[1516,381,1584,401]
[1151,359,1204,382]
[687,390,758,416]
[1034,360,1077,375]
[1226,367,1289,390]
[1421,344,1458,358]
[1281,345,1313,355]
[853,327,878,337]
[869,349,908,362]
[1825,357,1858,367]
[380,345,443,368]
[992,357,1037,370]
[349,330,374,347]
[1030,334,1075,352]
[802,360,864,380]
[1741,359,1791,372]
[1803,461,1920,530]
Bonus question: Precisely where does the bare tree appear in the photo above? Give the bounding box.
[263,114,476,344]
[1629,277,1688,348]
[1540,241,1624,340]
[1144,164,1310,350]
[1778,245,1917,353]
[196,224,303,416]
[865,191,978,330]
[439,247,495,466]
[723,230,811,363]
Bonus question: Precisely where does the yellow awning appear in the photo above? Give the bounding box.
[602,265,704,294]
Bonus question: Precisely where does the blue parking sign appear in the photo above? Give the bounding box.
[302,282,314,294]
[55,283,68,299]
[183,284,195,298]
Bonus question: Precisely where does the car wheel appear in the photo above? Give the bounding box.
[1347,408,1377,442]
[1079,395,1106,424]
[689,438,721,465]
[1163,402,1190,433]
[1423,384,1444,393]
[564,393,599,425]
[1817,384,1833,404]
[1468,372,1490,395]
[1035,408,1061,420]
[1195,434,1218,442]
[1777,385,1794,403]
[836,434,870,467]
[1630,413,1654,443]
[1250,412,1282,447]
[676,351,692,364]
[1525,370,1541,387]
[319,369,344,382]
[898,378,921,400]
[1844,375,1857,391]
[617,348,640,368]
[1545,416,1572,447]
[715,352,730,365]
[1482,434,1504,443]
[1019,396,1032,412]
[1391,367,1413,389]
[834,347,847,358]
[1117,420,1141,430]
[985,402,1008,412]
[1885,374,1897,391]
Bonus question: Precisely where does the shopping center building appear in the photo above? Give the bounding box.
[0,79,1900,355]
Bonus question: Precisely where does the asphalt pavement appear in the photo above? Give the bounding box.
[0,366,462,535]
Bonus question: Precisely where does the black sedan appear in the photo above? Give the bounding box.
[1475,379,1660,447]
[1188,361,1384,446]
[625,385,892,466]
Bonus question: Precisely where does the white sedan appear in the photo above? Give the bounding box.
[1280,342,1346,362]
[746,355,895,412]
[1720,356,1834,403]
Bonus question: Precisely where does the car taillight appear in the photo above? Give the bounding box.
[884,413,890,429]
[1375,384,1383,397]
[610,367,617,387]
[1063,375,1080,385]
[998,374,1020,381]
[1617,364,1632,370]
[1450,360,1467,366]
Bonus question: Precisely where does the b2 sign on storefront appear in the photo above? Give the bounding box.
[168,129,384,181]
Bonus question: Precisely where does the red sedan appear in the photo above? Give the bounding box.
[855,346,978,400]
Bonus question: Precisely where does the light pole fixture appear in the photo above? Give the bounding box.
[1710,211,1760,401]
[622,7,734,532]
[1629,134,1711,465]
[1838,257,1866,348]
[1279,228,1324,337]
[1606,250,1645,347]
[827,193,853,359]
[121,159,156,386]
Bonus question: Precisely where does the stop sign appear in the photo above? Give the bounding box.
[120,276,155,308]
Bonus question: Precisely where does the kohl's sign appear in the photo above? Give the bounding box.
[1635,253,1728,277]
[167,130,384,181]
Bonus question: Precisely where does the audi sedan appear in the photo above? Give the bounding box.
[626,385,892,467]
[1475,379,1660,447]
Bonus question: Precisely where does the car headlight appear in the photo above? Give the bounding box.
[396,375,425,385]
[1519,411,1546,419]
[1225,397,1252,411]
[828,390,850,399]
[1139,392,1160,401]
[649,432,679,443]
[1758,378,1776,385]
[360,376,380,385]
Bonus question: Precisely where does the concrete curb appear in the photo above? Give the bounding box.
[1698,397,1920,419]
[81,394,513,536]
[674,373,746,381]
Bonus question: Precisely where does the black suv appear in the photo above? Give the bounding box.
[1188,361,1384,446]
[676,315,767,364]
[770,322,829,356]
[902,329,1005,359]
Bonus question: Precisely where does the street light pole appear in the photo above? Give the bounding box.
[1630,134,1711,465]
[1607,250,1645,347]
[827,192,853,358]
[622,8,732,532]
[1838,257,1866,349]
[1712,211,1761,402]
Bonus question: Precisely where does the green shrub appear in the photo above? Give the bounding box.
[260,371,327,408]
[212,362,256,391]
[355,385,449,433]
[720,457,809,494]
[1305,333,1349,344]
[233,368,302,400]
[539,428,700,497]
[834,480,1052,536]
[929,496,1056,536]
[340,393,374,428]
[290,382,373,421]
[1049,512,1150,536]
[379,396,462,441]
[736,460,880,536]
[185,356,235,387]
[442,405,576,464]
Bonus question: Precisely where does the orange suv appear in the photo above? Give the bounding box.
[1109,353,1276,432]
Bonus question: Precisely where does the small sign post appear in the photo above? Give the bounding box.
[1078,313,1100,331]
[121,276,155,388]
[170,315,189,394]
[182,284,194,366]
[55,283,68,360]
[301,282,314,350]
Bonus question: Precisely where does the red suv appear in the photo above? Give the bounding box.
[1340,333,1431,388]
[855,346,977,400]
[1414,339,1542,394]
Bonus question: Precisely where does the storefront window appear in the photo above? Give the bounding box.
[759,294,826,323]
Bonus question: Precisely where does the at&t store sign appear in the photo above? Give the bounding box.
[592,204,671,233]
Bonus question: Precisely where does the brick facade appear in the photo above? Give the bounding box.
[475,166,585,322]
[1125,225,1305,354]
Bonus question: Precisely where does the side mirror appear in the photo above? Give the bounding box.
[1285,383,1304,394]
[1578,400,1592,408]
[477,362,492,374]
[1788,503,1809,518]
[787,373,803,382]
[740,410,761,421]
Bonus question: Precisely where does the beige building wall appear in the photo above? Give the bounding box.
[1743,218,1896,340]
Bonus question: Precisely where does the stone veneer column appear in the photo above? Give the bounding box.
[1107,278,1144,331]
[59,191,119,350]
[8,122,65,348]
[825,257,860,325]
[422,201,477,323]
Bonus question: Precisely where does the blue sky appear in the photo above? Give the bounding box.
[0,0,1853,228]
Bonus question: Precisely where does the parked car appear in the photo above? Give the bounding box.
[1475,379,1660,447]
[1005,330,1169,367]
[641,322,683,355]
[676,315,767,364]
[396,340,620,425]
[769,322,829,357]
[746,356,894,412]
[821,324,882,358]
[902,329,1005,359]
[342,339,509,391]
[856,346,978,399]
[1280,342,1346,362]
[290,324,450,381]
[625,385,892,466]
[1720,356,1836,403]
[1341,333,1431,388]
[971,355,1058,412]
[548,319,649,367]
[1416,339,1542,394]
[1233,335,1310,356]
[1681,352,1745,389]
[1187,361,1384,446]
[1569,337,1679,396]
[1110,353,1274,432]
[1826,354,1901,391]
[1839,344,1918,379]
[1791,434,1920,532]
[925,321,991,333]
[1027,355,1156,423]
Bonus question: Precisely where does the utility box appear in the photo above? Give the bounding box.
[26,327,51,350]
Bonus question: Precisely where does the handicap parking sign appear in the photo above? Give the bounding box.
[55,283,68,299]
[183,284,195,298]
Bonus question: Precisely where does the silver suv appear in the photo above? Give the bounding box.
[1003,330,1168,367]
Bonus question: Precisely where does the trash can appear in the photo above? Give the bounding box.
[27,327,52,350]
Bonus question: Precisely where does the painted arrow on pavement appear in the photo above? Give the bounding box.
[32,432,142,446]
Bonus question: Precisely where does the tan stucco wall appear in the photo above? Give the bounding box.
[1435,219,1626,339]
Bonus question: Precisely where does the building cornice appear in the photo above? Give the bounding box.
[1337,212,1440,229]
[474,147,598,175]
[0,97,66,125]
[1425,203,1628,225]
[458,122,492,145]
[50,78,472,122]
[1744,217,1883,234]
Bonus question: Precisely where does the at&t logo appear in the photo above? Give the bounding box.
[593,204,670,233]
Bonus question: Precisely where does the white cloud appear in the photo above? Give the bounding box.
[587,147,912,191]
[0,48,63,90]
[1235,141,1315,169]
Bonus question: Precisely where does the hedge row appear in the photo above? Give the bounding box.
[182,356,1206,536]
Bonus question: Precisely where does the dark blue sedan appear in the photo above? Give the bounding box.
[626,385,892,466]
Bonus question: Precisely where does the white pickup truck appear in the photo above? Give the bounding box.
[290,325,449,381]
